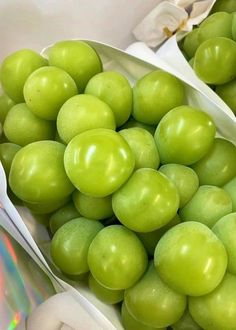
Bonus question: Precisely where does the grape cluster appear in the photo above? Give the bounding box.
[0,37,236,330]
[182,0,236,115]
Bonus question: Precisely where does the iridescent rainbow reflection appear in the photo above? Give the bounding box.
[8,311,21,330]
[0,224,55,329]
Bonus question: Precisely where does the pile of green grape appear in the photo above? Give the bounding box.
[182,0,236,115]
[0,38,236,330]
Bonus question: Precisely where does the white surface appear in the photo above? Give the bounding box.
[0,0,159,61]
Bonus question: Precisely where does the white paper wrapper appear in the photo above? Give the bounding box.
[0,0,159,61]
[133,0,217,47]
[0,35,235,329]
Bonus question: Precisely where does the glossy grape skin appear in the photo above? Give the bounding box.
[9,141,75,203]
[24,66,78,120]
[64,128,135,197]
[73,190,113,221]
[179,185,232,228]
[88,273,124,305]
[159,164,199,208]
[112,168,179,233]
[137,214,180,256]
[154,222,228,296]
[124,263,186,328]
[215,79,236,114]
[212,213,236,275]
[0,143,21,176]
[121,302,166,330]
[57,94,115,144]
[182,28,200,59]
[0,94,15,124]
[51,217,103,275]
[85,71,132,127]
[189,273,236,330]
[87,225,148,290]
[119,127,160,170]
[223,176,236,211]
[171,310,202,330]
[48,40,102,92]
[3,103,55,146]
[194,37,236,85]
[198,12,233,43]
[154,106,216,165]
[49,202,80,234]
[132,70,185,125]
[191,138,236,186]
[212,0,236,13]
[0,49,47,103]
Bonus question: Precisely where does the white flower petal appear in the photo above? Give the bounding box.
[189,0,216,23]
[133,1,188,47]
[173,0,196,8]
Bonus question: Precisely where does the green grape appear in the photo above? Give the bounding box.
[0,93,15,124]
[215,78,236,114]
[132,70,185,125]
[189,273,236,330]
[183,28,200,59]
[63,272,89,282]
[24,66,78,120]
[194,37,236,85]
[191,138,236,186]
[159,164,199,208]
[171,310,202,330]
[51,217,104,275]
[0,143,21,176]
[180,185,232,228]
[0,49,47,102]
[119,117,156,135]
[212,0,236,13]
[198,12,233,43]
[64,128,135,197]
[154,106,216,165]
[9,141,75,203]
[124,263,186,328]
[89,273,124,305]
[121,302,166,330]
[119,127,160,170]
[57,94,115,144]
[85,71,132,127]
[87,225,148,290]
[24,198,69,215]
[189,57,194,68]
[49,202,80,234]
[154,222,228,296]
[73,190,113,221]
[137,214,180,256]
[48,40,102,92]
[212,213,236,275]
[3,103,55,146]
[223,176,236,211]
[232,12,236,41]
[112,168,179,233]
